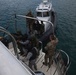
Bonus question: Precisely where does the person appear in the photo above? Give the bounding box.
[17,34,29,55]
[30,35,39,47]
[12,31,23,40]
[25,47,38,70]
[30,35,40,55]
[26,11,35,34]
[33,21,41,34]
[43,34,58,67]
[0,36,9,48]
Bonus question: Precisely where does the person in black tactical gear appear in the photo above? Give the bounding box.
[25,47,38,70]
[17,33,29,55]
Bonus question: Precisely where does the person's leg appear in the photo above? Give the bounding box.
[49,55,53,68]
[33,59,37,70]
[43,54,48,65]
[34,63,37,70]
[29,61,33,70]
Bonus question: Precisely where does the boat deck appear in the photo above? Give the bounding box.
[9,42,61,75]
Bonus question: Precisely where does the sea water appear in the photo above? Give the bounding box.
[0,0,76,75]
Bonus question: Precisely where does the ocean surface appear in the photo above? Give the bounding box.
[0,0,76,75]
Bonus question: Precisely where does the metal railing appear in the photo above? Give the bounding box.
[16,15,54,35]
[53,50,70,75]
[0,27,19,59]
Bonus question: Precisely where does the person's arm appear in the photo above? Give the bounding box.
[19,40,29,45]
[45,42,50,50]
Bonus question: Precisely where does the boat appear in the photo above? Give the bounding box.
[0,27,70,75]
[0,0,71,75]
[17,0,56,42]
